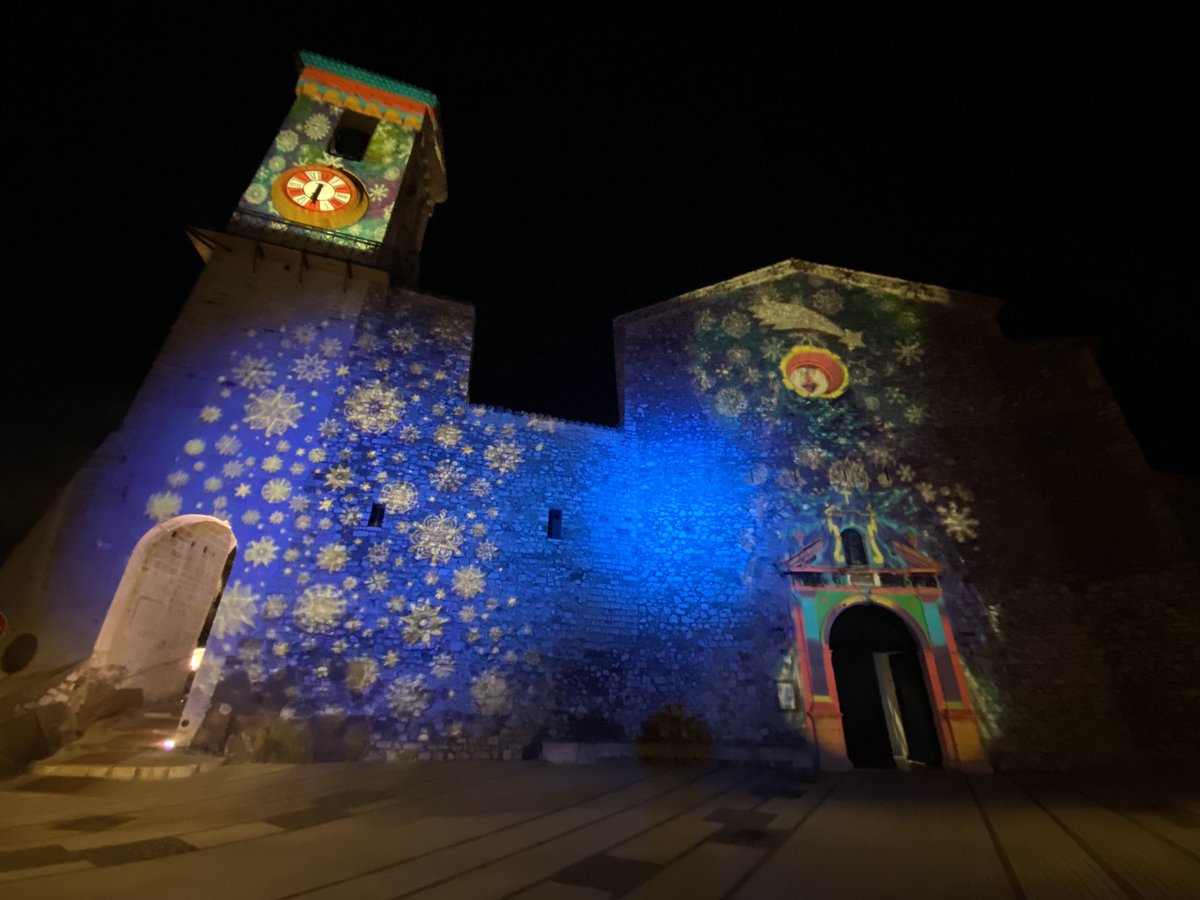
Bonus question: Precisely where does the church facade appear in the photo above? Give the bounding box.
[2,53,1196,775]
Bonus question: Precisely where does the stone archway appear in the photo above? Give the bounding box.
[828,602,943,768]
[91,516,236,705]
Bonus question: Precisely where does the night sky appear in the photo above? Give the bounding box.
[2,12,1192,557]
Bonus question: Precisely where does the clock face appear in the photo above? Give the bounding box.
[271,165,368,229]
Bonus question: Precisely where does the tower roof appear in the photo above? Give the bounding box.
[296,50,440,124]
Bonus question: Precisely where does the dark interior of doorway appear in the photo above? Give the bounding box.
[182,547,237,696]
[830,603,943,768]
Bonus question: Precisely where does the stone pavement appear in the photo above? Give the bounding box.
[0,760,1197,899]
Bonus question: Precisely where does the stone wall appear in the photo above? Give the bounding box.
[5,248,1196,771]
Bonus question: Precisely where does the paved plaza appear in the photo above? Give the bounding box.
[1,759,1198,898]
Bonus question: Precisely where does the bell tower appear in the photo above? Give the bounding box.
[229,50,447,285]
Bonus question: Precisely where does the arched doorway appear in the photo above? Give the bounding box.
[829,603,942,768]
[91,516,236,705]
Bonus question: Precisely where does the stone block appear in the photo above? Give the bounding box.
[33,701,77,754]
[188,703,233,754]
[0,708,49,776]
[76,685,143,732]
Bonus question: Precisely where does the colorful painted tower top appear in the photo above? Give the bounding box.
[229,51,447,285]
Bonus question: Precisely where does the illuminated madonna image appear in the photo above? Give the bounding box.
[779,345,850,398]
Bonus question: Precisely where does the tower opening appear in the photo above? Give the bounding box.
[329,109,378,161]
[841,528,868,566]
[829,603,943,768]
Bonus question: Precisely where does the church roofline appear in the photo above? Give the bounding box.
[612,258,1006,329]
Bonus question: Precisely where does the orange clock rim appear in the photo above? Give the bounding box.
[271,165,369,230]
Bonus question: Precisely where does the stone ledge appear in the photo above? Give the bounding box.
[30,753,223,781]
[542,741,813,768]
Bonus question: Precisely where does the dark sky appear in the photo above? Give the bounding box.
[2,11,1192,556]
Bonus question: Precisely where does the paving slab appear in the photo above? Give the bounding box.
[1016,780,1200,900]
[397,767,744,900]
[733,770,1011,900]
[967,773,1125,900]
[629,842,766,899]
[1,762,1197,899]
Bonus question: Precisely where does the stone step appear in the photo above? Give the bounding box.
[110,718,180,734]
[94,730,179,750]
[125,710,182,722]
[30,748,223,780]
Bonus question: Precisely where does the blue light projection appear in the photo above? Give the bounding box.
[125,256,999,764]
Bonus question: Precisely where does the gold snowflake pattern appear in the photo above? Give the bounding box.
[261,478,292,503]
[409,511,464,565]
[937,502,979,542]
[380,480,418,513]
[324,465,353,490]
[471,670,510,715]
[232,355,276,389]
[145,491,182,521]
[316,542,350,572]
[292,354,330,382]
[211,581,259,639]
[433,423,462,448]
[294,583,347,633]
[244,388,303,437]
[483,440,524,474]
[387,674,429,718]
[401,599,448,646]
[452,565,486,600]
[430,460,466,492]
[345,657,379,693]
[245,536,279,567]
[344,381,404,434]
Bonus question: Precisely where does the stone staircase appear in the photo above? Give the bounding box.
[30,694,223,780]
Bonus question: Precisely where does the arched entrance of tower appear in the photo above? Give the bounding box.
[91,516,236,705]
[829,603,943,768]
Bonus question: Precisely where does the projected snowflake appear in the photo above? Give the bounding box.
[145,491,182,522]
[245,536,279,567]
[483,440,524,474]
[937,502,979,542]
[292,354,330,382]
[827,459,870,500]
[430,460,465,493]
[294,583,347,633]
[387,674,430,718]
[211,581,259,640]
[345,381,404,434]
[380,480,418,514]
[471,670,511,715]
[232,355,276,389]
[452,565,486,600]
[244,388,303,436]
[345,657,379,693]
[315,542,350,573]
[433,423,462,448]
[324,465,353,490]
[409,511,464,565]
[261,478,292,503]
[400,599,448,646]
